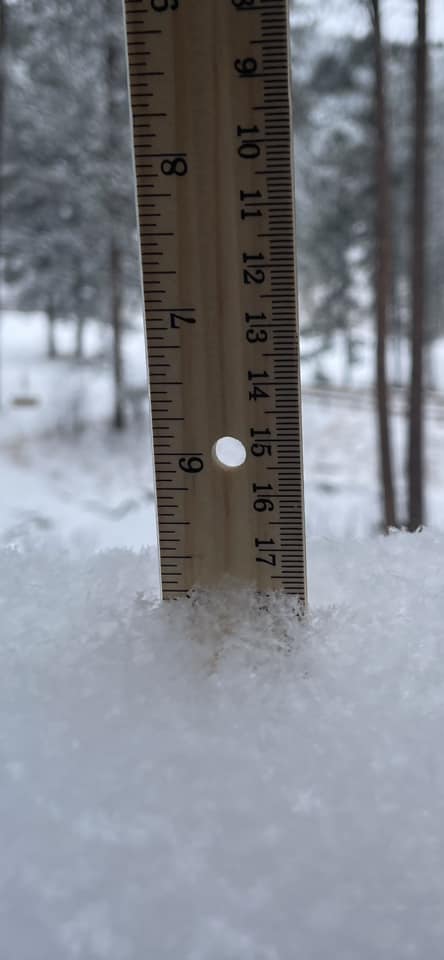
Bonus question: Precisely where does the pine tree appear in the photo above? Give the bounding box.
[3,0,98,354]
[306,37,375,381]
[3,0,140,425]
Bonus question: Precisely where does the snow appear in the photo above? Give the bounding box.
[2,312,444,955]
[1,531,444,958]
[0,311,155,550]
[0,311,147,443]
[0,426,157,550]
[2,311,444,549]
[313,0,444,44]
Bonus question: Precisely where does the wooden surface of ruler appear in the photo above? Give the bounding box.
[124,0,306,601]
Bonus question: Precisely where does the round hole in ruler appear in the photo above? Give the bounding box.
[212,437,247,471]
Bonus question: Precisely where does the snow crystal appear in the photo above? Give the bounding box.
[1,532,444,958]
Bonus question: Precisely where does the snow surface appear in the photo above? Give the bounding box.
[1,531,444,958]
[3,311,444,549]
[0,312,156,549]
[2,313,444,955]
[0,311,147,444]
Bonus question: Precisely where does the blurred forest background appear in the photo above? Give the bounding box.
[0,0,442,548]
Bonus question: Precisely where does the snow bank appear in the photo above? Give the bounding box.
[1,533,444,959]
[0,312,147,445]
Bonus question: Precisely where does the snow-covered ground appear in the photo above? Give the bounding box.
[0,311,147,443]
[2,313,444,957]
[2,532,444,959]
[0,312,156,549]
[1,311,444,550]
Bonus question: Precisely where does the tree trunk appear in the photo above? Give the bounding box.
[47,302,57,359]
[110,238,125,429]
[105,3,126,430]
[342,326,353,388]
[75,313,85,361]
[371,0,397,530]
[73,257,86,361]
[407,0,428,530]
[0,0,6,411]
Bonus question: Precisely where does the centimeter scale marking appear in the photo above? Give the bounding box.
[123,0,306,601]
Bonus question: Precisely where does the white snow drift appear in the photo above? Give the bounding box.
[1,532,444,959]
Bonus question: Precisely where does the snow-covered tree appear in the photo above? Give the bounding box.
[3,0,140,423]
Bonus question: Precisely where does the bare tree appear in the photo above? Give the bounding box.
[407,0,428,530]
[367,0,398,530]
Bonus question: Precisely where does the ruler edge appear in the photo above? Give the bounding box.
[122,0,163,597]
[285,0,308,607]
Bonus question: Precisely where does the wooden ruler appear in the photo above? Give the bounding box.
[123,0,306,601]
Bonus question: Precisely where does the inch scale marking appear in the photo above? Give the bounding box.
[124,0,306,601]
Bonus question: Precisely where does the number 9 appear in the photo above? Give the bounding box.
[178,456,204,474]
[151,0,179,11]
[235,58,258,76]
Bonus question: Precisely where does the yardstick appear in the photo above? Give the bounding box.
[123,0,306,601]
